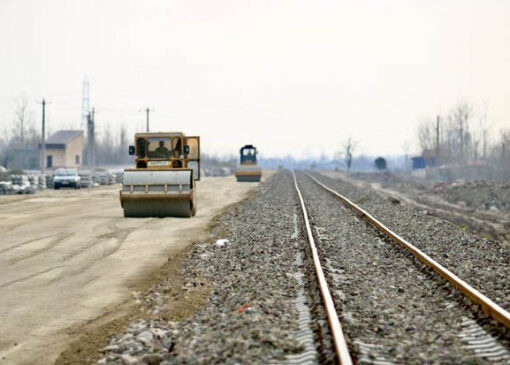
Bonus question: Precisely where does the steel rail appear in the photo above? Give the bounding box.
[306,172,510,329]
[292,171,353,365]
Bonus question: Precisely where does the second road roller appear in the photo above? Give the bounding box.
[235,144,262,182]
[120,132,200,217]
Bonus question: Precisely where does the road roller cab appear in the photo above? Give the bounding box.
[235,145,262,182]
[120,132,200,217]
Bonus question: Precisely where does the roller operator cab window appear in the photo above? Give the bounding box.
[146,137,182,159]
[242,148,256,163]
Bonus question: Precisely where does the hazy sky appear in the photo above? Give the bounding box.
[0,0,509,158]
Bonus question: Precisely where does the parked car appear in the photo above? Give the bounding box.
[53,168,81,189]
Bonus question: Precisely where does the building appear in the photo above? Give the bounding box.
[45,130,84,169]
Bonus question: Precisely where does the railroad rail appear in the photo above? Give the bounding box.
[305,172,510,329]
[292,171,352,365]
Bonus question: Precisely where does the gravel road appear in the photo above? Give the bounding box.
[0,176,263,365]
[297,172,510,363]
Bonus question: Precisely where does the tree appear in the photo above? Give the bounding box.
[342,137,357,171]
[447,102,473,161]
[418,119,436,153]
[0,95,39,169]
[374,157,387,170]
[13,95,34,145]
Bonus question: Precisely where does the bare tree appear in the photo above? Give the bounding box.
[13,95,34,144]
[342,137,357,171]
[447,102,473,161]
[418,119,436,153]
[1,95,39,169]
[118,124,129,164]
[415,101,509,180]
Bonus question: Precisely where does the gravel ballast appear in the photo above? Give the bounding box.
[97,171,317,364]
[312,171,510,312]
[91,170,509,364]
[297,172,510,363]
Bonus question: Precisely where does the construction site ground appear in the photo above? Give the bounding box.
[319,170,510,248]
[0,175,270,365]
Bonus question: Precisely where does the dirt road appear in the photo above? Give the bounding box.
[0,175,267,364]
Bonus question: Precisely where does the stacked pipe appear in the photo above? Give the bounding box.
[0,181,15,195]
[79,172,92,188]
[46,174,54,189]
[38,175,47,190]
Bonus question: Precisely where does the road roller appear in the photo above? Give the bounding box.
[235,145,262,182]
[120,132,200,217]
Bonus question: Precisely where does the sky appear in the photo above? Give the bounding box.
[0,0,509,158]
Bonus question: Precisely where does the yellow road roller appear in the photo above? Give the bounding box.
[120,132,200,217]
[235,144,262,182]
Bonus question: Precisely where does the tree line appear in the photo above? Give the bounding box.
[418,102,509,179]
[0,96,132,169]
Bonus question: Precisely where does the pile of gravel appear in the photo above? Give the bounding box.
[312,172,510,311]
[98,171,310,364]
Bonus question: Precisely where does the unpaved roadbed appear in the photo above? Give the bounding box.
[95,171,309,364]
[0,175,267,365]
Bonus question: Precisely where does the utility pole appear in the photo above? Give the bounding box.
[140,107,154,132]
[38,98,48,173]
[436,115,440,162]
[87,107,95,166]
[483,129,487,159]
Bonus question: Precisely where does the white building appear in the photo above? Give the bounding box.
[44,130,84,169]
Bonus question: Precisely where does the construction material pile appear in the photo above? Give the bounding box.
[97,171,111,185]
[0,175,36,195]
[0,169,122,194]
[79,172,93,188]
[0,182,15,195]
[38,175,47,189]
[12,175,35,194]
[114,171,123,183]
[46,174,54,189]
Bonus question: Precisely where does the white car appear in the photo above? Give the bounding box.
[53,168,81,189]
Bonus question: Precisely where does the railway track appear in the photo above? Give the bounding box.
[292,171,510,363]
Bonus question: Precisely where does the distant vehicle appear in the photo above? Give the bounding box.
[120,132,201,217]
[235,145,262,182]
[53,168,81,189]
